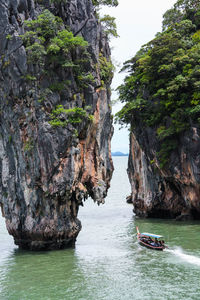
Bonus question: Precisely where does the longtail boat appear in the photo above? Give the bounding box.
[136,227,167,251]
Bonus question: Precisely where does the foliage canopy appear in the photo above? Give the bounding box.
[92,0,118,7]
[49,105,93,127]
[116,0,200,167]
[100,15,119,39]
[22,9,89,79]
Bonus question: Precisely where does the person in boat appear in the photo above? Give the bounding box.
[141,237,148,244]
[142,236,153,245]
[150,238,160,247]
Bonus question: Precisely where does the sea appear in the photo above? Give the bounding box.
[0,156,200,300]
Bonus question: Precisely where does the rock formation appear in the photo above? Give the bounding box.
[0,0,113,249]
[128,127,200,220]
[117,1,200,221]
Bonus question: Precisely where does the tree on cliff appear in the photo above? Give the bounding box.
[163,0,200,30]
[92,0,118,7]
[0,0,115,250]
[116,0,200,167]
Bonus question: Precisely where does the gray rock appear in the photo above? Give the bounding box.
[128,126,200,220]
[0,0,114,250]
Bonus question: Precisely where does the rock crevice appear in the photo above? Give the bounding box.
[128,127,200,220]
[0,0,113,250]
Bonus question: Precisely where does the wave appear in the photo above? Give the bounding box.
[165,247,200,267]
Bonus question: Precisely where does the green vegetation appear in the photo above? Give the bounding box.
[77,73,95,88]
[38,88,53,103]
[21,7,117,93]
[24,74,37,81]
[98,52,114,86]
[8,135,12,143]
[49,105,93,127]
[24,139,34,152]
[6,34,12,40]
[49,81,70,92]
[92,0,118,40]
[21,9,89,82]
[92,0,118,7]
[3,60,10,69]
[116,0,200,167]
[100,15,119,39]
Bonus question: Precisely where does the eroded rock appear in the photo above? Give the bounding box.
[128,127,200,220]
[0,0,113,250]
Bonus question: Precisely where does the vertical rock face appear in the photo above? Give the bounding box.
[0,0,113,249]
[128,127,200,220]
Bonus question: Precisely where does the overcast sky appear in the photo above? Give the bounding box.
[102,0,177,153]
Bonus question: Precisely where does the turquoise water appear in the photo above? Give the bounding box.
[0,157,200,300]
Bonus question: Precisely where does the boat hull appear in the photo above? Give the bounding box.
[136,227,167,251]
[137,236,165,251]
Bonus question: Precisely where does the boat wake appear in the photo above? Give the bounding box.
[165,247,200,267]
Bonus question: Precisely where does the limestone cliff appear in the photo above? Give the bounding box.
[117,1,200,221]
[0,0,113,249]
[128,127,200,220]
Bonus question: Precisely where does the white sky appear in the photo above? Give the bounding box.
[102,0,177,153]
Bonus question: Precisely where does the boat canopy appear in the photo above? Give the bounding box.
[140,233,163,239]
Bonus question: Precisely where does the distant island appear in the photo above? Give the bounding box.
[111,152,129,156]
